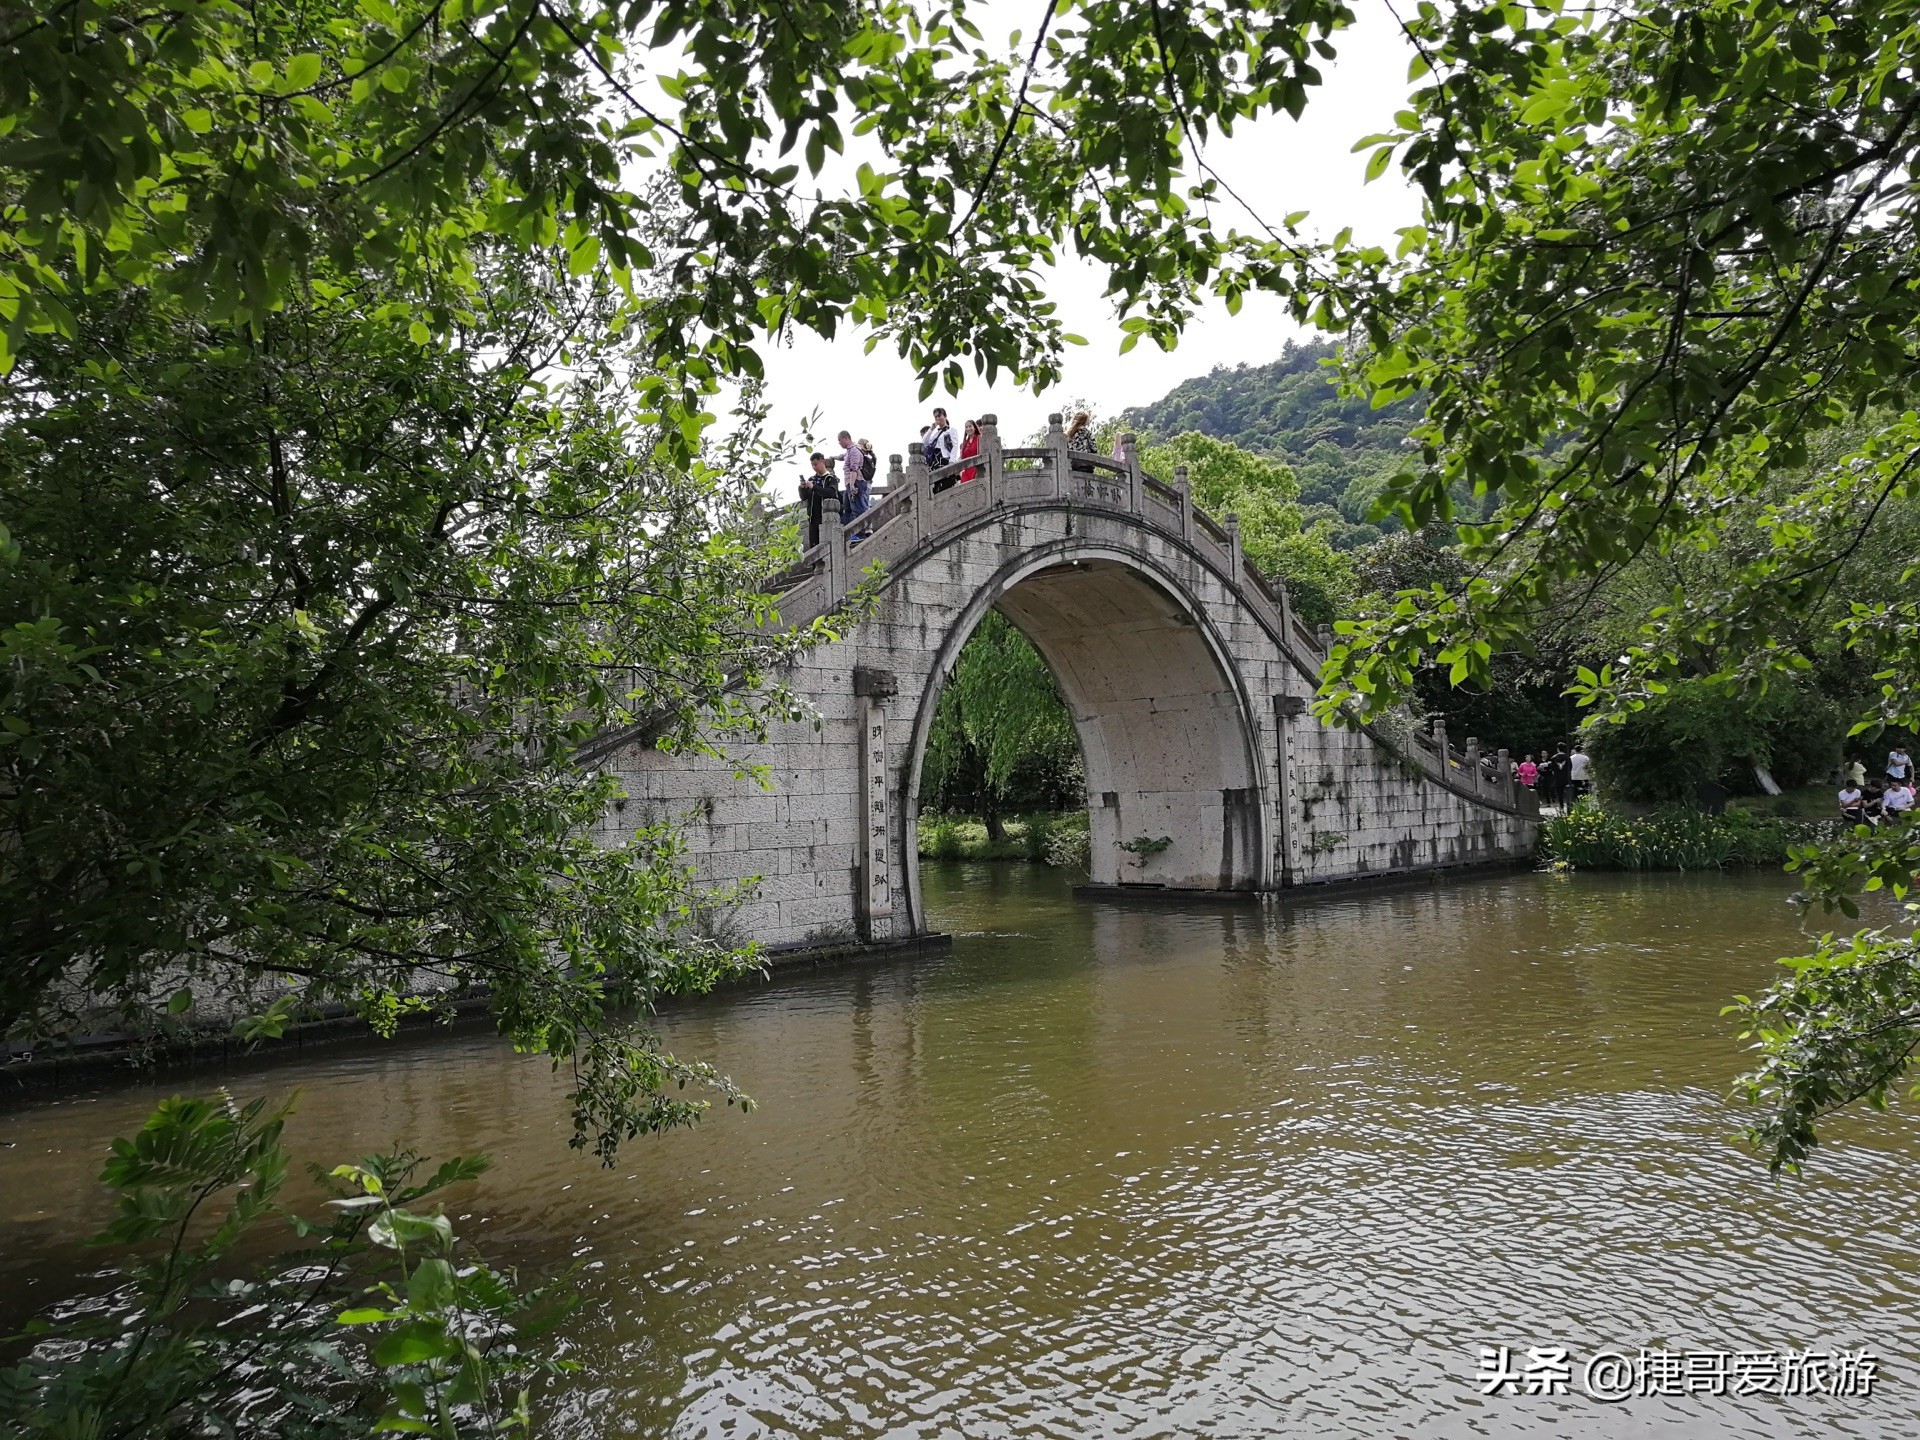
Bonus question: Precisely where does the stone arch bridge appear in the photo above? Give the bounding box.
[586,415,1538,950]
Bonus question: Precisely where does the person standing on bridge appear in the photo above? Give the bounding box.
[839,430,871,524]
[959,418,981,482]
[800,452,837,547]
[1065,410,1097,475]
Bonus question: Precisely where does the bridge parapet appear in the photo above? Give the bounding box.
[770,412,1325,677]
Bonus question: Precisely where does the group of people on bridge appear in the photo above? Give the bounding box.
[1513,744,1591,808]
[797,405,1114,546]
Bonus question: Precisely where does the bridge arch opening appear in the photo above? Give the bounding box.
[903,551,1265,934]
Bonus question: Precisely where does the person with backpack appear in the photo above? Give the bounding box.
[838,430,870,523]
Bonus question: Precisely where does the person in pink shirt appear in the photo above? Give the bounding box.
[1517,754,1539,789]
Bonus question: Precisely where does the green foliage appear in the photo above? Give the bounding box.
[1116,834,1173,869]
[1276,0,1920,1165]
[1730,926,1920,1174]
[0,265,796,1158]
[922,613,1082,830]
[1540,803,1814,872]
[0,1093,571,1438]
[1582,680,1844,804]
[914,812,1086,865]
[1137,431,1356,623]
[1044,818,1093,872]
[1123,339,1418,535]
[0,0,1362,404]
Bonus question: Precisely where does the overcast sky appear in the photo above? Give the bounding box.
[750,2,1420,462]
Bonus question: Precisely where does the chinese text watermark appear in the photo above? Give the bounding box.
[1474,1345,1878,1401]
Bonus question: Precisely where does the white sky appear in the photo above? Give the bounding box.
[753,1,1420,460]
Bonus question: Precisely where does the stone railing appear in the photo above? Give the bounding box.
[764,412,1323,676]
[758,412,1539,822]
[1400,719,1542,818]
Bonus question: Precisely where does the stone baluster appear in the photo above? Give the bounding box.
[1224,513,1243,588]
[1431,718,1449,775]
[1315,621,1333,655]
[906,442,930,545]
[1496,747,1513,804]
[980,412,1004,508]
[1046,411,1069,500]
[1122,432,1142,513]
[1464,736,1482,792]
[823,494,846,602]
[885,450,906,535]
[1174,464,1194,545]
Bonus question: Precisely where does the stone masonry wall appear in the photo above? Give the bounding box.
[598,502,1536,950]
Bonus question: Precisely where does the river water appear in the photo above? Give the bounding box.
[3,865,1917,1437]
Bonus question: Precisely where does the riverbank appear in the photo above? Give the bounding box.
[916,810,1089,865]
[1540,801,1839,870]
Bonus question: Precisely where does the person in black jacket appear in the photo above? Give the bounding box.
[799,452,838,547]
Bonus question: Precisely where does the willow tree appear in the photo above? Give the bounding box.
[1305,0,1920,1169]
[923,612,1081,838]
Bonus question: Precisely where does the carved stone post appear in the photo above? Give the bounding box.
[1496,747,1513,804]
[1224,512,1243,588]
[1431,718,1449,774]
[906,443,930,545]
[1464,736,1482,791]
[853,666,897,942]
[823,494,845,602]
[1175,464,1194,544]
[980,411,1004,508]
[1316,621,1333,655]
[1122,432,1143,513]
[1046,411,1068,501]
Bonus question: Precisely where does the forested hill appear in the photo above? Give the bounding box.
[1120,340,1421,543]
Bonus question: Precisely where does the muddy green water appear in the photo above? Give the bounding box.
[4,866,1918,1437]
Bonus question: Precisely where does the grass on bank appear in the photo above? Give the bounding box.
[916,811,1089,865]
[1541,800,1840,871]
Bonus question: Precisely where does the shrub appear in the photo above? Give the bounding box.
[929,818,963,860]
[0,1094,569,1440]
[1020,816,1053,861]
[1583,677,1844,803]
[1539,802,1829,870]
[1044,818,1092,872]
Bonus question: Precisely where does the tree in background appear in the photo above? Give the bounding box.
[1137,432,1355,624]
[1124,340,1418,544]
[922,613,1082,839]
[1305,0,1920,1168]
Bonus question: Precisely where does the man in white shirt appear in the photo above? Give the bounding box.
[1888,747,1912,782]
[1839,783,1866,824]
[1887,781,1915,817]
[924,407,957,468]
[1567,746,1591,801]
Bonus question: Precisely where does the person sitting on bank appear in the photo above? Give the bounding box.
[1839,780,1866,826]
[1863,781,1889,826]
[1887,779,1916,821]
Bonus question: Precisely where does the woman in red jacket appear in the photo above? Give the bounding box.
[959,418,981,482]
